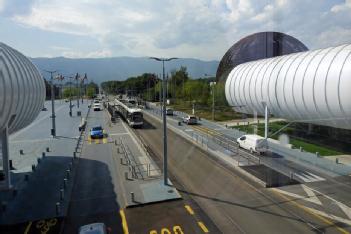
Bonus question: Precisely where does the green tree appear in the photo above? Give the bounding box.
[63,87,78,98]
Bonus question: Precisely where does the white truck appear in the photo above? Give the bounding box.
[237,134,268,155]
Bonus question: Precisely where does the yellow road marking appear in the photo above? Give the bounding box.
[198,221,209,233]
[184,205,195,215]
[120,209,129,234]
[24,221,32,234]
[272,189,350,234]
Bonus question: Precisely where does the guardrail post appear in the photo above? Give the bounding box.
[60,189,64,201]
[56,202,60,215]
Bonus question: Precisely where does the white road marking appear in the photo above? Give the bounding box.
[109,132,129,136]
[271,187,322,205]
[184,129,193,132]
[309,187,351,219]
[294,172,325,182]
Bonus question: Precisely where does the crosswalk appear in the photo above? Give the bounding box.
[87,137,109,144]
[293,171,326,183]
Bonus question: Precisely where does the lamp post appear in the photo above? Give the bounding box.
[261,101,269,139]
[44,70,57,137]
[75,73,80,108]
[210,81,216,121]
[149,57,178,185]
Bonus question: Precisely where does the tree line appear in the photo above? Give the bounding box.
[101,66,228,108]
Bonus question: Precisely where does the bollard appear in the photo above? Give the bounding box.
[316,152,320,157]
[73,152,76,158]
[37,158,41,164]
[124,172,129,180]
[20,149,24,155]
[115,139,117,145]
[290,172,294,180]
[56,202,60,215]
[66,169,70,179]
[63,178,68,189]
[31,164,36,172]
[42,152,46,158]
[131,192,135,202]
[147,164,151,176]
[299,147,303,152]
[46,147,50,152]
[120,157,123,165]
[24,174,29,181]
[9,160,14,170]
[336,158,339,164]
[1,202,7,212]
[60,189,64,201]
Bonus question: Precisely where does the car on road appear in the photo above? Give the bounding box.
[93,103,102,111]
[41,107,47,111]
[79,223,110,234]
[237,134,268,155]
[166,108,174,116]
[182,115,197,125]
[90,126,104,139]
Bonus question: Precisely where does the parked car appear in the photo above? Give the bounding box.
[90,126,104,139]
[79,223,110,234]
[237,134,268,155]
[182,115,197,125]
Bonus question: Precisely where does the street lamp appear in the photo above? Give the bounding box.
[149,57,178,185]
[210,81,216,121]
[44,69,57,137]
[261,101,269,139]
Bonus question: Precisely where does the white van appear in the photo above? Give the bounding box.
[237,134,267,154]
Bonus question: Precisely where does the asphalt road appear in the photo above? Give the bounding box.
[62,109,124,233]
[134,113,347,234]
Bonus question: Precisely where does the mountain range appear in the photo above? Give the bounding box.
[31,56,219,83]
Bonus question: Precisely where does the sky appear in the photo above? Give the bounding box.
[0,0,351,61]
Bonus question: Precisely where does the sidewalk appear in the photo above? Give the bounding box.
[104,109,181,207]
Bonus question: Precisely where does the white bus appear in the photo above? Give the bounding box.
[114,99,143,128]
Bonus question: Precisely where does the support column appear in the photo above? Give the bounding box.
[1,127,11,189]
[264,104,269,139]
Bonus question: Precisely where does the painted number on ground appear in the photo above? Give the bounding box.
[150,225,184,234]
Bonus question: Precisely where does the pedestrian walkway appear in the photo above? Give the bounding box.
[104,109,181,207]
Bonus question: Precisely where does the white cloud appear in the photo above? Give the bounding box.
[1,0,351,59]
[0,0,4,12]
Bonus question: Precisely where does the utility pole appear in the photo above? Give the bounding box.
[44,70,57,137]
[149,57,178,185]
[75,73,80,108]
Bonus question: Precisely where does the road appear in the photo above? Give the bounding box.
[134,113,349,234]
[62,109,124,233]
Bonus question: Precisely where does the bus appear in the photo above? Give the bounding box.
[114,99,143,128]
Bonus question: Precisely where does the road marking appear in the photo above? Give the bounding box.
[95,139,100,144]
[272,189,350,234]
[184,129,193,132]
[270,186,322,205]
[109,132,129,136]
[309,187,351,219]
[24,221,32,234]
[103,138,108,144]
[294,172,325,182]
[120,209,129,234]
[184,205,195,215]
[197,222,209,233]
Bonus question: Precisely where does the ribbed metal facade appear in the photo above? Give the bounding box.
[0,42,45,134]
[225,44,351,130]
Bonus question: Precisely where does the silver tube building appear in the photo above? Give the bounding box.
[225,44,351,130]
[0,42,45,189]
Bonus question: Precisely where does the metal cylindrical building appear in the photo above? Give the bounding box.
[225,44,351,130]
[0,42,46,134]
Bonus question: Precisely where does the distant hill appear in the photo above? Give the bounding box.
[31,56,219,83]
